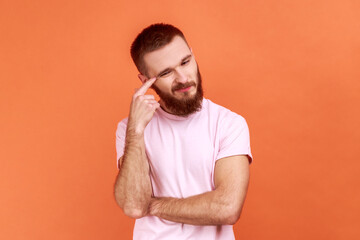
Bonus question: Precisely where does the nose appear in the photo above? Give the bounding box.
[174,69,188,83]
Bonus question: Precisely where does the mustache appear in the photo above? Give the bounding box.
[172,82,196,92]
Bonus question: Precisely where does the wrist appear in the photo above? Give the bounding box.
[126,123,145,137]
[149,197,160,216]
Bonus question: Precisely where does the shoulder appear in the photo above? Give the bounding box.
[117,117,128,127]
[204,98,246,124]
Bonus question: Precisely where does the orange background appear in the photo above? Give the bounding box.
[1,0,359,239]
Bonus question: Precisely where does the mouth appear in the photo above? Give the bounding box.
[173,82,196,93]
[176,86,193,93]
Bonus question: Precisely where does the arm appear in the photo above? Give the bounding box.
[114,131,152,218]
[149,155,250,225]
[114,77,159,219]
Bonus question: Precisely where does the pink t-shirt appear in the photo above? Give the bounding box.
[116,98,252,240]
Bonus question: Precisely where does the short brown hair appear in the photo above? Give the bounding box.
[130,23,188,76]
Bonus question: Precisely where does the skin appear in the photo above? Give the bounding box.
[114,78,158,218]
[114,36,250,225]
[139,36,199,111]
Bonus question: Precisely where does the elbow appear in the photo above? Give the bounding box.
[114,190,148,219]
[123,204,148,219]
[222,204,243,225]
[224,212,241,225]
[114,197,148,219]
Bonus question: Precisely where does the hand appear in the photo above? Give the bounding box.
[128,77,159,134]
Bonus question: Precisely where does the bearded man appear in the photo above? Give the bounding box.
[114,23,252,240]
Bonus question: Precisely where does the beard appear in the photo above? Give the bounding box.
[152,68,204,117]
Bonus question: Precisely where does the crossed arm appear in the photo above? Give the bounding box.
[148,155,249,225]
[114,130,153,218]
[114,149,250,225]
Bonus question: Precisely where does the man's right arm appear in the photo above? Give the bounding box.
[114,77,159,219]
[114,130,152,218]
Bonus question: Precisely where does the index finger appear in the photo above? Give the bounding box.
[135,77,157,96]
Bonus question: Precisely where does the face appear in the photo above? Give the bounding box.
[143,36,203,116]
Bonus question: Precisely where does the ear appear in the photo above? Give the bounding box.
[137,74,148,84]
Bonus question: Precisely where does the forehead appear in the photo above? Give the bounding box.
[143,36,191,76]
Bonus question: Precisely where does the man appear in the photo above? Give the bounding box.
[114,23,252,239]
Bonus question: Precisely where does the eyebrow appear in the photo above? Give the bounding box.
[156,54,192,78]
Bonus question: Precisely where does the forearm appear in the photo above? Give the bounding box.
[114,129,152,218]
[149,188,244,225]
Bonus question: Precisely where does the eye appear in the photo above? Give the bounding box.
[159,70,172,78]
[181,59,190,66]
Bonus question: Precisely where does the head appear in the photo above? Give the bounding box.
[130,23,203,117]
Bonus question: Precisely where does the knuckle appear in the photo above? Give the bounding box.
[144,95,154,100]
[132,94,139,100]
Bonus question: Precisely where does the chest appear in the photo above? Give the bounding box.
[144,118,219,196]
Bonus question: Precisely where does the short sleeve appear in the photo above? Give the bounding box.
[216,113,252,163]
[115,118,128,169]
